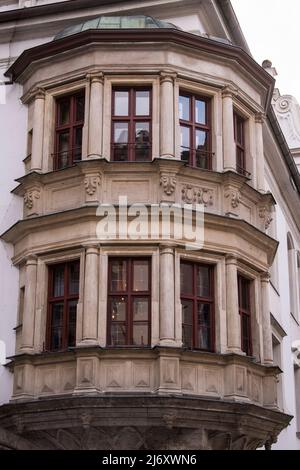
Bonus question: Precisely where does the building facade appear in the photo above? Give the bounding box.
[0,0,299,450]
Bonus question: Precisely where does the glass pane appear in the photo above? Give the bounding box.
[58,132,69,168]
[242,314,250,354]
[180,263,193,295]
[133,323,148,346]
[114,122,128,143]
[236,118,244,145]
[51,303,64,351]
[197,303,211,350]
[136,91,150,116]
[181,299,193,349]
[133,298,148,321]
[58,99,70,125]
[114,91,129,116]
[110,323,126,346]
[195,130,208,169]
[195,99,206,124]
[196,265,211,297]
[180,126,190,163]
[239,278,250,311]
[67,300,77,347]
[133,260,149,291]
[182,324,193,349]
[179,95,190,121]
[110,297,126,321]
[53,265,64,297]
[74,127,82,161]
[110,260,127,292]
[76,95,85,122]
[69,262,79,295]
[135,122,150,161]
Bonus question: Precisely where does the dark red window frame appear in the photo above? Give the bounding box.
[46,260,80,352]
[179,91,212,169]
[107,258,151,347]
[54,91,85,170]
[180,261,215,351]
[238,275,252,356]
[233,111,249,177]
[111,87,152,161]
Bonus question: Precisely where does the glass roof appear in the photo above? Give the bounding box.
[54,15,180,40]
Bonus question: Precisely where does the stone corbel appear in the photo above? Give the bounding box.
[258,200,274,231]
[160,70,177,84]
[24,185,42,216]
[84,173,102,203]
[160,172,177,197]
[254,112,266,124]
[222,84,238,99]
[224,184,242,217]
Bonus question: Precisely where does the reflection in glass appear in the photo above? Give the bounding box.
[111,260,127,292]
[136,91,150,116]
[111,323,126,346]
[180,263,193,295]
[69,263,80,295]
[135,122,150,160]
[179,95,190,121]
[133,324,148,346]
[51,303,64,350]
[195,130,208,169]
[133,260,149,291]
[76,95,85,122]
[180,126,190,162]
[111,297,126,321]
[181,299,193,349]
[195,99,206,124]
[133,298,148,321]
[114,91,129,116]
[196,265,210,297]
[68,300,77,347]
[59,99,70,125]
[74,127,82,161]
[197,303,210,350]
[53,265,64,297]
[58,132,69,168]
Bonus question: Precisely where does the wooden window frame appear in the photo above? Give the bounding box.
[233,111,249,177]
[54,91,85,170]
[180,261,215,351]
[238,274,253,356]
[111,86,152,162]
[46,260,80,352]
[179,91,212,169]
[107,257,151,347]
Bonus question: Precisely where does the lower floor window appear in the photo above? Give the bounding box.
[46,260,80,351]
[238,275,252,356]
[180,261,215,351]
[107,258,151,346]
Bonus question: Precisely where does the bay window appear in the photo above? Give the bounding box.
[107,258,151,346]
[238,275,252,356]
[111,87,152,161]
[54,92,85,169]
[179,92,212,169]
[180,261,214,351]
[46,260,80,351]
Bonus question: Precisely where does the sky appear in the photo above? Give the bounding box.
[231,0,300,103]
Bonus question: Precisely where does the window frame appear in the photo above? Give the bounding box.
[54,91,85,170]
[180,261,215,352]
[179,91,212,169]
[46,260,80,352]
[107,257,151,347]
[237,274,253,356]
[111,86,152,162]
[233,111,248,176]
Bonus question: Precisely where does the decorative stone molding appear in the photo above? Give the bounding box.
[24,187,41,212]
[160,70,177,84]
[258,204,273,230]
[27,86,46,103]
[160,173,176,196]
[181,184,214,207]
[86,71,104,84]
[222,84,238,99]
[255,112,266,124]
[84,173,101,196]
[225,189,241,209]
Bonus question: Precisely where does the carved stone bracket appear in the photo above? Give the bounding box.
[84,173,101,197]
[258,204,273,230]
[182,184,214,207]
[160,173,176,196]
[24,187,41,213]
[225,188,241,209]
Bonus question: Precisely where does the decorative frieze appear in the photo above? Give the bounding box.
[181,184,214,207]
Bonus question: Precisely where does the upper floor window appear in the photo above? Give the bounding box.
[179,92,212,169]
[54,92,85,170]
[233,111,247,176]
[46,260,80,351]
[107,258,151,346]
[238,275,252,356]
[112,87,152,161]
[180,261,214,351]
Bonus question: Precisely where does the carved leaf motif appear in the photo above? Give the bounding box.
[259,205,273,230]
[225,189,241,209]
[24,189,40,210]
[160,174,176,196]
[84,174,101,196]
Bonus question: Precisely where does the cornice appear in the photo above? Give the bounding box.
[5,28,274,109]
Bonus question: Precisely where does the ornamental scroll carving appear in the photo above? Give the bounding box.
[258,204,273,230]
[160,174,176,196]
[181,184,214,207]
[84,174,101,196]
[225,189,241,209]
[24,188,40,210]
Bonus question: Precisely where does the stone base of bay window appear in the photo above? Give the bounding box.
[0,395,291,450]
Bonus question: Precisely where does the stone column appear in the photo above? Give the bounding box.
[160,71,176,159]
[31,89,45,172]
[82,246,99,343]
[222,86,236,172]
[159,245,176,345]
[226,255,241,353]
[88,73,104,159]
[255,112,266,192]
[261,272,273,364]
[21,256,38,353]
